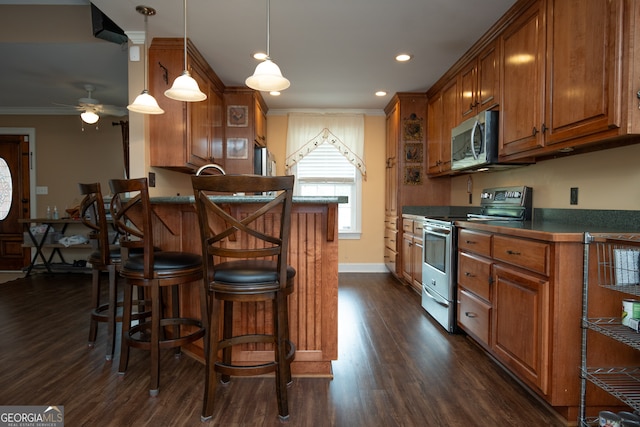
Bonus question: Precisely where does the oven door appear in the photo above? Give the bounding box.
[422,221,454,300]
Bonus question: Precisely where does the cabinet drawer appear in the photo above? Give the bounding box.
[458,251,492,301]
[493,235,549,275]
[458,288,491,346]
[458,229,492,257]
[413,221,424,235]
[402,219,414,234]
[385,215,398,231]
[384,228,397,249]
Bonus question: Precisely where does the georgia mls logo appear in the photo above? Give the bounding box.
[0,405,64,427]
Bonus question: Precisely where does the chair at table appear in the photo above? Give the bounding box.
[109,177,206,397]
[191,174,296,422]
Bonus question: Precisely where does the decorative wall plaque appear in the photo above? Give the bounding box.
[403,113,423,141]
[404,143,423,163]
[404,166,422,185]
[227,105,248,127]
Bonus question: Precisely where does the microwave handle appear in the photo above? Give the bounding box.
[470,119,482,160]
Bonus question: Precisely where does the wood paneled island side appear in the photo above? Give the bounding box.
[149,195,343,377]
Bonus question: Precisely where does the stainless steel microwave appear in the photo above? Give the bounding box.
[451,110,499,171]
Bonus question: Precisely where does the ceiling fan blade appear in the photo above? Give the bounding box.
[99,104,127,117]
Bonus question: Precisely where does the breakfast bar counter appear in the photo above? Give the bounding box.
[148,195,344,377]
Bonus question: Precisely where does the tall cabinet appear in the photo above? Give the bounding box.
[384,93,450,282]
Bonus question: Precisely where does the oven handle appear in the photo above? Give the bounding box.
[422,285,450,308]
[424,225,451,238]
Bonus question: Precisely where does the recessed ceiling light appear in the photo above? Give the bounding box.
[395,54,412,62]
[270,91,281,96]
[253,52,268,60]
[375,91,387,97]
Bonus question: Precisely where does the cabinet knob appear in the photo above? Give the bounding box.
[465,312,478,318]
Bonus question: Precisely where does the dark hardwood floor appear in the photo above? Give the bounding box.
[0,272,567,426]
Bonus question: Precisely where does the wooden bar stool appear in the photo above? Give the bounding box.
[79,182,150,361]
[191,174,296,422]
[109,177,206,397]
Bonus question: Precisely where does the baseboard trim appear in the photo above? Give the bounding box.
[338,263,388,273]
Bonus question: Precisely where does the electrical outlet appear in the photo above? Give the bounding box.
[35,186,48,195]
[148,172,156,187]
[570,187,578,205]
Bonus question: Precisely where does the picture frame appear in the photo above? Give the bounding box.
[403,114,423,141]
[404,143,423,163]
[227,105,248,127]
[226,138,249,159]
[404,166,422,185]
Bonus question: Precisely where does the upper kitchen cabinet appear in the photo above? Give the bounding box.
[148,38,225,172]
[500,0,640,159]
[223,88,269,175]
[427,78,457,176]
[459,40,500,121]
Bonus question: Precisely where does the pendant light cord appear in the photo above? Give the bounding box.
[183,0,188,70]
[266,0,270,58]
[143,14,148,89]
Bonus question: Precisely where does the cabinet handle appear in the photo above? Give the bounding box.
[541,123,547,133]
[465,240,476,244]
[506,250,521,255]
[465,271,475,277]
[532,126,539,136]
[465,312,478,318]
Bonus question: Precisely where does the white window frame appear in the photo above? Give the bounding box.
[291,142,362,239]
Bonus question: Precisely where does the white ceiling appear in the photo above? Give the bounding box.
[0,0,517,115]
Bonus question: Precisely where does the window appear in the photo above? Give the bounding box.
[292,142,361,237]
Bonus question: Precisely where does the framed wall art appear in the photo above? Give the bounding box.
[404,143,423,163]
[227,105,248,127]
[403,113,423,141]
[226,138,249,159]
[404,166,422,185]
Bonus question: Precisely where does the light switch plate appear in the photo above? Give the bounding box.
[129,45,140,62]
[36,186,48,195]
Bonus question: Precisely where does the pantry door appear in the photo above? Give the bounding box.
[0,134,31,270]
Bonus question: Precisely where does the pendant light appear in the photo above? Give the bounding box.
[245,0,290,92]
[127,6,165,115]
[164,0,207,102]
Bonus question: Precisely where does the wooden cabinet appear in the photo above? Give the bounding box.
[456,224,585,421]
[426,79,457,176]
[148,38,225,173]
[254,95,267,147]
[401,216,423,293]
[384,93,450,279]
[459,40,500,121]
[500,0,640,160]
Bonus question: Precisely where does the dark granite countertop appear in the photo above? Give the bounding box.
[149,195,348,204]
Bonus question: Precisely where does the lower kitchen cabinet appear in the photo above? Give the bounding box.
[401,215,423,294]
[456,224,585,422]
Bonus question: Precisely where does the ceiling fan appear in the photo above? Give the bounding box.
[58,84,127,124]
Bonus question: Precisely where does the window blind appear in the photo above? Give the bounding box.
[297,143,355,183]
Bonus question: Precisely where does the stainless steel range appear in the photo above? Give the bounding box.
[421,186,532,332]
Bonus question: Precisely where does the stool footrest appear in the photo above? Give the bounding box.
[213,339,296,377]
[125,318,205,350]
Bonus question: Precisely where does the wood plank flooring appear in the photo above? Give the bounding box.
[0,272,567,426]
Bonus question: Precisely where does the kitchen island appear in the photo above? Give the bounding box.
[148,195,345,377]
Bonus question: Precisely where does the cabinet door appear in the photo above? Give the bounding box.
[459,61,477,121]
[427,92,444,174]
[492,264,550,395]
[401,232,413,284]
[188,63,211,166]
[477,41,499,112]
[385,104,399,217]
[544,0,621,146]
[440,78,457,171]
[412,235,423,293]
[500,0,546,157]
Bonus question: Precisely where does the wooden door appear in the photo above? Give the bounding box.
[492,264,550,395]
[499,0,546,157]
[544,0,620,146]
[0,135,30,270]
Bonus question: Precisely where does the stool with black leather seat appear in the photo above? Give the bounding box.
[79,182,151,361]
[191,174,296,422]
[109,177,206,397]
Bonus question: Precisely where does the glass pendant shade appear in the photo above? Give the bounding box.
[127,90,165,114]
[164,71,207,101]
[165,0,207,102]
[81,110,100,124]
[246,59,290,92]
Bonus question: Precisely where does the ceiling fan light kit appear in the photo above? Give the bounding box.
[81,110,100,124]
[246,0,290,92]
[127,5,165,115]
[164,0,207,102]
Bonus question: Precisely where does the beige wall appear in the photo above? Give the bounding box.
[0,115,125,217]
[450,141,640,210]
